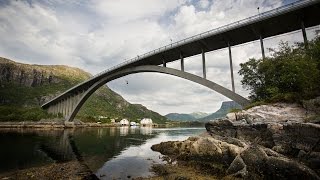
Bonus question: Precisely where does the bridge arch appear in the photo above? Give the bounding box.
[67,65,249,121]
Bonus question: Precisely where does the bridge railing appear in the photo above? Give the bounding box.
[91,0,315,79]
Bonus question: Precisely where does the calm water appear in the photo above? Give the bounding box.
[0,127,205,179]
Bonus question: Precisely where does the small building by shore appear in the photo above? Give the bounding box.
[119,119,129,126]
[140,118,152,126]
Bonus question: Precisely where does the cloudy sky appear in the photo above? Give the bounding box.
[0,0,318,115]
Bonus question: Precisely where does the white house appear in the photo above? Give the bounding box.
[119,119,129,126]
[140,118,153,126]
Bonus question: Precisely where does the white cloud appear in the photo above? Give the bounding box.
[92,0,186,22]
[198,0,210,9]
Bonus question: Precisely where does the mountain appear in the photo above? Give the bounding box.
[0,57,167,123]
[165,113,196,121]
[190,112,209,119]
[165,112,208,121]
[198,101,242,121]
[165,101,241,122]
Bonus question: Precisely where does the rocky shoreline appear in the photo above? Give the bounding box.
[150,103,320,179]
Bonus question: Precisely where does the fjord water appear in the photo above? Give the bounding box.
[0,127,205,179]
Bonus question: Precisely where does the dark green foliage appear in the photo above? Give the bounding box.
[0,106,55,121]
[239,38,320,103]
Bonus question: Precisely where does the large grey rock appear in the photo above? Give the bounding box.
[151,136,242,164]
[226,103,315,123]
[226,155,247,178]
[152,138,320,179]
[205,120,320,158]
[239,145,320,179]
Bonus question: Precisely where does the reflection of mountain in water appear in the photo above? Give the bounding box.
[73,127,156,171]
[0,129,66,173]
[0,127,156,173]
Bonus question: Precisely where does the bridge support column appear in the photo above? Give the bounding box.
[70,96,76,114]
[48,106,53,114]
[61,100,65,117]
[202,49,206,79]
[63,99,68,117]
[180,53,184,72]
[76,93,81,107]
[52,106,55,114]
[60,101,63,116]
[301,20,308,49]
[58,101,61,116]
[66,98,69,117]
[260,34,265,59]
[54,104,58,115]
[67,98,71,118]
[228,42,235,92]
[66,99,70,118]
[163,60,166,67]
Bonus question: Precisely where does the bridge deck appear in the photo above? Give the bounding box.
[42,0,320,108]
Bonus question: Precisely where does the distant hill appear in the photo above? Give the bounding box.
[165,112,209,121]
[0,57,167,123]
[198,101,242,121]
[165,101,241,122]
[190,112,209,119]
[165,113,196,121]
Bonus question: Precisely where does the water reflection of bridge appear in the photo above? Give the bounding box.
[119,126,153,136]
[0,128,157,176]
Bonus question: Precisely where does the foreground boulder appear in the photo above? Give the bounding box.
[205,119,320,173]
[151,136,320,179]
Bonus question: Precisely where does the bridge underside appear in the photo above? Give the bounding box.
[45,65,249,122]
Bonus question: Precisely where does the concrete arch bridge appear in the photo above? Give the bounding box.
[42,0,320,121]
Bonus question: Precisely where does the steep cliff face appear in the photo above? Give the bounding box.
[0,57,89,87]
[0,57,167,123]
[198,101,242,121]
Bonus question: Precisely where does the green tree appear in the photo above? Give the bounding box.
[239,38,320,103]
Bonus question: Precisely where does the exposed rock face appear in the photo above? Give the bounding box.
[0,57,88,87]
[226,103,314,124]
